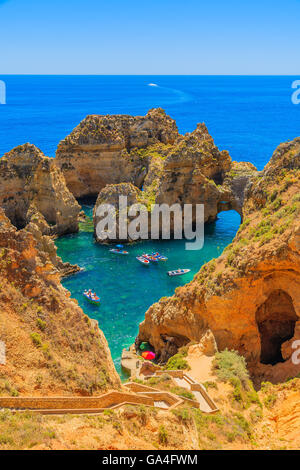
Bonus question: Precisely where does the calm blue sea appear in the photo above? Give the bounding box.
[55,206,241,378]
[1,75,299,377]
[0,75,300,169]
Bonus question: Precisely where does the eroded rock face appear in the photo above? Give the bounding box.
[91,116,250,242]
[221,161,258,216]
[0,208,120,395]
[25,211,80,278]
[56,109,256,243]
[155,123,233,222]
[137,137,300,384]
[0,143,81,235]
[56,108,179,198]
[93,182,149,243]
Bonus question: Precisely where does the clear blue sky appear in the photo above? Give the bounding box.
[0,0,299,74]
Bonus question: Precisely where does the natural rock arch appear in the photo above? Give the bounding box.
[256,290,298,365]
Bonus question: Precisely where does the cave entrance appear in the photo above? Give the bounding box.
[256,290,298,365]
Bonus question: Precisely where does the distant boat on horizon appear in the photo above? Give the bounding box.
[148,83,158,87]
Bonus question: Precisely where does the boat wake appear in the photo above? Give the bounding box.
[146,83,192,105]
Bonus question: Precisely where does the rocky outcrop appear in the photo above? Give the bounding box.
[0,208,120,395]
[56,108,179,198]
[93,182,149,243]
[91,116,249,242]
[220,161,258,216]
[155,123,232,222]
[137,137,300,385]
[0,144,81,236]
[25,211,80,277]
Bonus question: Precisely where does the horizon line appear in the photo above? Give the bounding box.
[0,74,299,77]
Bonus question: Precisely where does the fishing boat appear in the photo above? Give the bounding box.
[109,248,129,255]
[167,269,191,277]
[83,290,101,304]
[150,252,168,261]
[136,256,150,265]
[142,253,159,262]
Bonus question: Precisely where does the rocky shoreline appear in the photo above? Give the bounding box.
[0,108,299,389]
[137,137,300,384]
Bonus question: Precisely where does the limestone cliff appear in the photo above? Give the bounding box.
[0,208,120,396]
[0,143,81,236]
[24,210,80,277]
[91,115,249,242]
[56,108,179,198]
[155,123,233,222]
[137,137,300,384]
[93,182,149,243]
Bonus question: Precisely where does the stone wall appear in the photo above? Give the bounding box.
[0,391,154,410]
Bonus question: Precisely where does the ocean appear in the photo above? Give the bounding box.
[1,75,300,169]
[1,75,299,376]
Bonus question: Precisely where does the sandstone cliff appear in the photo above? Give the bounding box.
[155,123,233,223]
[93,182,150,243]
[0,208,120,396]
[90,114,251,242]
[137,137,300,384]
[0,143,81,236]
[56,108,179,198]
[24,210,80,277]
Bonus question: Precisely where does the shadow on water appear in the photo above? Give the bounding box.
[55,206,241,378]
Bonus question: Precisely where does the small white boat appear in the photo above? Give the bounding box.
[136,256,150,265]
[109,248,129,255]
[167,269,190,277]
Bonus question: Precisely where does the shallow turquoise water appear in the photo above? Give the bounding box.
[56,206,240,378]
[2,75,298,378]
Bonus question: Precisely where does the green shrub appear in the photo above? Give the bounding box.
[171,408,192,423]
[203,381,218,390]
[170,387,195,400]
[234,413,251,436]
[213,349,259,408]
[158,425,168,445]
[30,332,42,348]
[41,343,51,359]
[164,353,190,371]
[36,318,46,331]
[213,349,249,386]
[263,393,277,409]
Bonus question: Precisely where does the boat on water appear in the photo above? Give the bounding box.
[109,248,129,255]
[167,269,191,277]
[150,252,168,261]
[83,290,101,304]
[142,253,159,262]
[136,256,150,265]
[141,252,168,262]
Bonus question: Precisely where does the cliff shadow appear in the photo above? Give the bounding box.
[256,289,298,365]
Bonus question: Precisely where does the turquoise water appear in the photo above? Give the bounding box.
[2,75,298,377]
[56,206,241,377]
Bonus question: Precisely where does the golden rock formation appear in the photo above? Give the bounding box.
[138,137,300,384]
[0,143,81,236]
[56,108,178,198]
[0,208,120,396]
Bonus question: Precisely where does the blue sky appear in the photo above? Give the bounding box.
[0,0,299,74]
